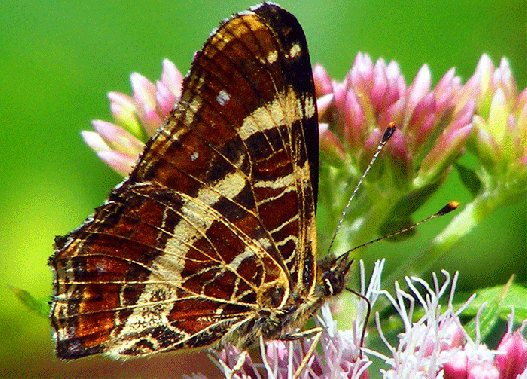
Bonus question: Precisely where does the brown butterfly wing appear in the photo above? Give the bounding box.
[49,3,318,359]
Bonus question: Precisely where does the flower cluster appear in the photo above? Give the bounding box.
[82,59,182,175]
[313,53,475,255]
[459,55,527,201]
[371,272,527,379]
[461,55,527,191]
[182,266,527,379]
[315,53,474,189]
[311,54,527,284]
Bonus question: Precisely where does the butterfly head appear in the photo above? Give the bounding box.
[317,253,353,297]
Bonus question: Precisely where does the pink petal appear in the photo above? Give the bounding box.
[349,53,374,92]
[435,68,460,110]
[406,65,431,122]
[384,60,406,109]
[160,59,183,99]
[108,92,143,138]
[91,120,144,156]
[343,90,366,149]
[156,80,178,118]
[131,73,164,136]
[371,61,388,113]
[81,130,111,152]
[467,360,499,379]
[444,351,469,378]
[313,63,333,96]
[316,93,334,119]
[495,330,527,379]
[97,151,137,177]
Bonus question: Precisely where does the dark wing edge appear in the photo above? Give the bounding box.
[253,3,319,203]
[252,3,319,298]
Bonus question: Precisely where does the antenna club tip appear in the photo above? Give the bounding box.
[382,124,396,142]
[438,201,460,215]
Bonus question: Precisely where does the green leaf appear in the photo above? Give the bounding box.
[453,277,527,340]
[377,181,441,240]
[454,161,482,197]
[10,286,49,318]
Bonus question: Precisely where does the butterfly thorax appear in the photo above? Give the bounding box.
[230,252,353,348]
[274,253,353,336]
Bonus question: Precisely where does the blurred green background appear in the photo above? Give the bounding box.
[1,0,525,377]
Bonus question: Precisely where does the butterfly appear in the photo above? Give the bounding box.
[49,3,356,359]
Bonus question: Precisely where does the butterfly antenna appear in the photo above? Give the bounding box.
[349,201,460,254]
[326,124,396,255]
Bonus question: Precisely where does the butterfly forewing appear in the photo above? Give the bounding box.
[50,3,319,359]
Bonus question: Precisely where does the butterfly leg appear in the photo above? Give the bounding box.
[259,335,275,379]
[209,348,251,379]
[280,327,324,379]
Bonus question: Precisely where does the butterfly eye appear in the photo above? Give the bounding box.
[322,277,336,296]
[320,266,347,296]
